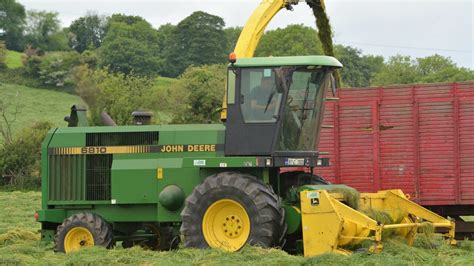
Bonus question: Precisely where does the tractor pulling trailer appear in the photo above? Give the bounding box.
[36,0,457,256]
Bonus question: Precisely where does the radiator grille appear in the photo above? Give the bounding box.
[49,155,86,201]
[86,155,113,201]
[86,132,159,146]
[48,154,113,202]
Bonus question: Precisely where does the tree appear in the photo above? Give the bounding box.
[416,55,474,83]
[362,54,385,85]
[372,55,418,86]
[24,11,68,51]
[68,12,108,53]
[372,54,474,86]
[256,24,322,57]
[47,29,69,51]
[156,23,176,59]
[0,41,6,68]
[416,54,455,76]
[224,27,242,53]
[0,0,26,51]
[0,94,19,145]
[38,51,81,87]
[107,14,147,27]
[164,64,226,123]
[334,45,384,87]
[98,19,161,76]
[72,66,158,125]
[161,11,227,77]
[418,66,474,83]
[0,120,53,188]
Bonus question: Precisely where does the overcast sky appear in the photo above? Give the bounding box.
[18,0,473,69]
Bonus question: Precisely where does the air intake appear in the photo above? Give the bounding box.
[86,132,159,146]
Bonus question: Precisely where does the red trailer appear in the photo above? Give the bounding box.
[316,81,474,238]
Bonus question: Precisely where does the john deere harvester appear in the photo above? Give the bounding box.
[36,56,456,255]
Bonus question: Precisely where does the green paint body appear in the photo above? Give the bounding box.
[38,124,272,230]
[37,56,343,242]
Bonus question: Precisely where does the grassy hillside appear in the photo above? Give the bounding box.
[155,76,177,89]
[0,75,176,136]
[0,191,472,264]
[0,83,84,134]
[5,50,23,69]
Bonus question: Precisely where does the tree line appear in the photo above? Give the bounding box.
[1,0,472,86]
[0,0,473,189]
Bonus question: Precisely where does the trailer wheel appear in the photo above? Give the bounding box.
[181,172,286,251]
[54,212,114,253]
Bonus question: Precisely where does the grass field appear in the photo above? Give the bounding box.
[0,76,175,135]
[0,83,84,134]
[0,191,472,265]
[5,50,23,69]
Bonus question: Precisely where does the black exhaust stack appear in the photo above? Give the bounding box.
[64,105,89,127]
[132,111,153,125]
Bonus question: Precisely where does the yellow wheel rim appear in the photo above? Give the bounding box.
[64,227,94,253]
[202,199,251,251]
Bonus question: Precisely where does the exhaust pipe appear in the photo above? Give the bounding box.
[132,111,153,125]
[64,105,89,127]
[101,111,117,126]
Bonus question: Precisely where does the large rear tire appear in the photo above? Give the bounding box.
[54,212,114,253]
[180,172,286,251]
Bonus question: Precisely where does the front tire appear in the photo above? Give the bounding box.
[180,172,286,251]
[54,212,114,253]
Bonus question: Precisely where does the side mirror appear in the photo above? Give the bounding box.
[330,73,337,97]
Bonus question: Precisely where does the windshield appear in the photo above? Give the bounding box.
[276,68,330,152]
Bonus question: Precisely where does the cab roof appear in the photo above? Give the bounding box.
[233,55,343,68]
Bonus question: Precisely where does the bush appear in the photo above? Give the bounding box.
[0,67,49,90]
[22,45,44,76]
[19,47,81,90]
[38,51,80,87]
[162,64,226,124]
[79,50,98,69]
[0,41,6,68]
[73,65,158,125]
[0,121,53,190]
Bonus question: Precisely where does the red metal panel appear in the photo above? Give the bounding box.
[337,102,375,192]
[315,81,474,207]
[379,101,417,197]
[317,101,337,182]
[459,96,474,203]
[417,100,456,204]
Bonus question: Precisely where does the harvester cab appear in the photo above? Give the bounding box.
[225,56,341,169]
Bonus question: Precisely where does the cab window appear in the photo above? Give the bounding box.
[240,68,282,123]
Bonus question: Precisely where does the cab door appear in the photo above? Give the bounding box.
[225,68,282,156]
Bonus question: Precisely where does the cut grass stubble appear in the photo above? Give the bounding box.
[0,191,473,265]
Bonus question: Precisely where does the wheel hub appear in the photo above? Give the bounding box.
[221,215,243,238]
[64,227,94,253]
